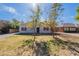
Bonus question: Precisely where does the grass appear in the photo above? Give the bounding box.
[0,35,53,55]
[0,35,34,56]
[0,35,33,50]
[0,34,79,56]
[22,40,34,47]
[45,40,60,56]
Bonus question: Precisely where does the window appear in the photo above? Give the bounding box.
[64,28,69,31]
[64,27,76,31]
[72,28,76,31]
[43,27,49,31]
[70,28,72,31]
[21,27,27,31]
[64,28,67,31]
[66,28,69,31]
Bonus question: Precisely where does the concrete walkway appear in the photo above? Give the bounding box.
[0,33,17,39]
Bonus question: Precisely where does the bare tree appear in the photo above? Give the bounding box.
[29,4,41,55]
[48,3,64,38]
[30,4,41,40]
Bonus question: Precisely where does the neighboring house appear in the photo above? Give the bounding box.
[57,23,79,32]
[0,31,2,34]
[76,24,79,32]
[63,23,76,32]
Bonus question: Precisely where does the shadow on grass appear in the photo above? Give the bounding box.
[15,32,61,36]
[16,32,79,55]
[34,42,50,56]
[16,37,79,56]
[16,40,50,56]
[54,37,79,54]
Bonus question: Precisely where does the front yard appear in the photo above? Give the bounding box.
[0,34,79,56]
[0,35,53,56]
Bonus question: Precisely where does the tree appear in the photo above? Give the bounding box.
[48,3,64,37]
[30,4,41,40]
[10,19,20,29]
[0,20,10,34]
[75,6,79,21]
[29,4,41,53]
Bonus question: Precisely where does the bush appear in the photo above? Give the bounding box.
[22,40,34,47]
[46,40,60,55]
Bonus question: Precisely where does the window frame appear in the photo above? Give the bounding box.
[21,27,27,31]
[43,27,49,31]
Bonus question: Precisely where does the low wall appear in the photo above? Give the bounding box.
[9,29,18,33]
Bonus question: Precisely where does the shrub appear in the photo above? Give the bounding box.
[22,40,34,47]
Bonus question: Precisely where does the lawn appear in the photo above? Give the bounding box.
[0,35,33,50]
[0,34,79,56]
[0,35,53,56]
[0,35,34,55]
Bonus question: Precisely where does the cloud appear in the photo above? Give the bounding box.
[0,4,17,14]
[70,16,74,18]
[4,6,17,14]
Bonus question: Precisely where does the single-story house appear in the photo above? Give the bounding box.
[19,21,52,34]
[56,23,79,33]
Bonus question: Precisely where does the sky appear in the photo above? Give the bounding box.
[0,3,79,24]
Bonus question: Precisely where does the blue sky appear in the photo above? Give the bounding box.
[0,3,79,24]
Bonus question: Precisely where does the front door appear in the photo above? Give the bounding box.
[37,27,40,33]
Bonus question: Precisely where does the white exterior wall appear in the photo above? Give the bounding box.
[40,27,52,33]
[19,26,34,33]
[19,26,52,34]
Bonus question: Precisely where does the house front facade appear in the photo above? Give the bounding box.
[19,26,52,34]
[19,22,52,34]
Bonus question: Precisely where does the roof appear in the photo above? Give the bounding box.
[62,23,76,27]
[22,21,50,28]
[21,21,79,28]
[76,24,79,27]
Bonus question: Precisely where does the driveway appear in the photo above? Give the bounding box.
[56,32,79,43]
[56,32,79,37]
[0,33,17,39]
